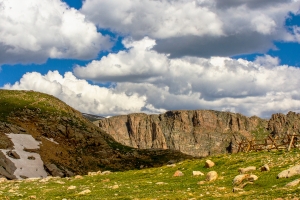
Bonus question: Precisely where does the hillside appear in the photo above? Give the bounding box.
[0,148,300,199]
[95,110,300,157]
[0,90,192,179]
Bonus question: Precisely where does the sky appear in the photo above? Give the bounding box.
[1,0,300,118]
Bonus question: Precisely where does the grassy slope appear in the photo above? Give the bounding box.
[0,149,300,200]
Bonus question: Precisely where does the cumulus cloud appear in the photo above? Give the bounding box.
[81,0,300,57]
[0,0,111,65]
[2,71,148,116]
[74,37,300,118]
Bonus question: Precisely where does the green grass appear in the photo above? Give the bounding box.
[1,149,300,199]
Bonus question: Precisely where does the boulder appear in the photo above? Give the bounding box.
[173,170,184,177]
[238,166,256,174]
[192,171,204,176]
[6,151,20,159]
[206,171,218,182]
[261,164,270,172]
[277,165,300,178]
[248,174,258,182]
[45,163,64,178]
[233,174,250,186]
[205,160,215,168]
[286,179,300,187]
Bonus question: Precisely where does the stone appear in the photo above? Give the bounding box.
[248,174,258,182]
[45,163,64,178]
[197,181,205,185]
[6,150,20,159]
[286,179,300,187]
[192,171,204,176]
[0,177,7,182]
[261,164,270,172]
[173,170,184,177]
[277,165,300,178]
[101,171,112,175]
[232,187,244,192]
[156,182,167,185]
[78,189,91,195]
[238,166,256,174]
[88,172,97,176]
[205,160,215,168]
[112,185,119,189]
[206,171,218,182]
[68,185,77,190]
[167,164,176,167]
[233,174,250,186]
[75,175,83,179]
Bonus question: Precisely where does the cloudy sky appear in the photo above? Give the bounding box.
[1,0,300,118]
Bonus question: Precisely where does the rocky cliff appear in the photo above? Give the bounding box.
[95,110,271,157]
[0,90,191,180]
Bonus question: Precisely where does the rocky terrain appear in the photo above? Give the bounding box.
[95,110,300,157]
[0,90,192,180]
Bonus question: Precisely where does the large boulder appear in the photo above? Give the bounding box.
[277,165,300,178]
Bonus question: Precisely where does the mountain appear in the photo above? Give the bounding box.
[81,113,105,122]
[0,90,192,180]
[94,110,300,157]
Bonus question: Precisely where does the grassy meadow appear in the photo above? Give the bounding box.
[0,149,300,200]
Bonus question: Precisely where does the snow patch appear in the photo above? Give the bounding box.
[0,133,47,179]
[42,136,59,144]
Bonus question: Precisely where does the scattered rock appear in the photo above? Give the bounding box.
[173,170,184,177]
[286,179,300,187]
[261,164,270,172]
[78,189,91,195]
[24,177,41,182]
[233,174,248,185]
[277,165,300,178]
[238,166,256,174]
[197,181,205,185]
[102,171,112,175]
[193,171,204,176]
[68,185,76,190]
[167,164,176,167]
[205,160,215,168]
[112,185,119,189]
[232,187,244,192]
[0,177,7,182]
[45,163,64,178]
[6,150,20,159]
[27,156,36,160]
[206,171,218,182]
[156,182,167,185]
[88,172,98,176]
[29,195,36,199]
[102,179,110,182]
[248,174,258,182]
[75,175,83,179]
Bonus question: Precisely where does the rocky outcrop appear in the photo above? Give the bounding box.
[268,111,300,137]
[95,110,267,157]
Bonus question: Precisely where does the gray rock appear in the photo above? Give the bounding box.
[277,165,300,178]
[45,163,64,177]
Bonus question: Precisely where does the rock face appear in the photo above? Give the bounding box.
[95,110,266,157]
[268,111,300,137]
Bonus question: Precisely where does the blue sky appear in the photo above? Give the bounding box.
[1,0,300,118]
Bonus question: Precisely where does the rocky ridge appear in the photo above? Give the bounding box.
[95,110,300,157]
[0,90,192,180]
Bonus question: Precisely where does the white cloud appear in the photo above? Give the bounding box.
[81,0,300,57]
[81,0,224,39]
[73,37,300,118]
[2,71,147,116]
[0,0,111,65]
